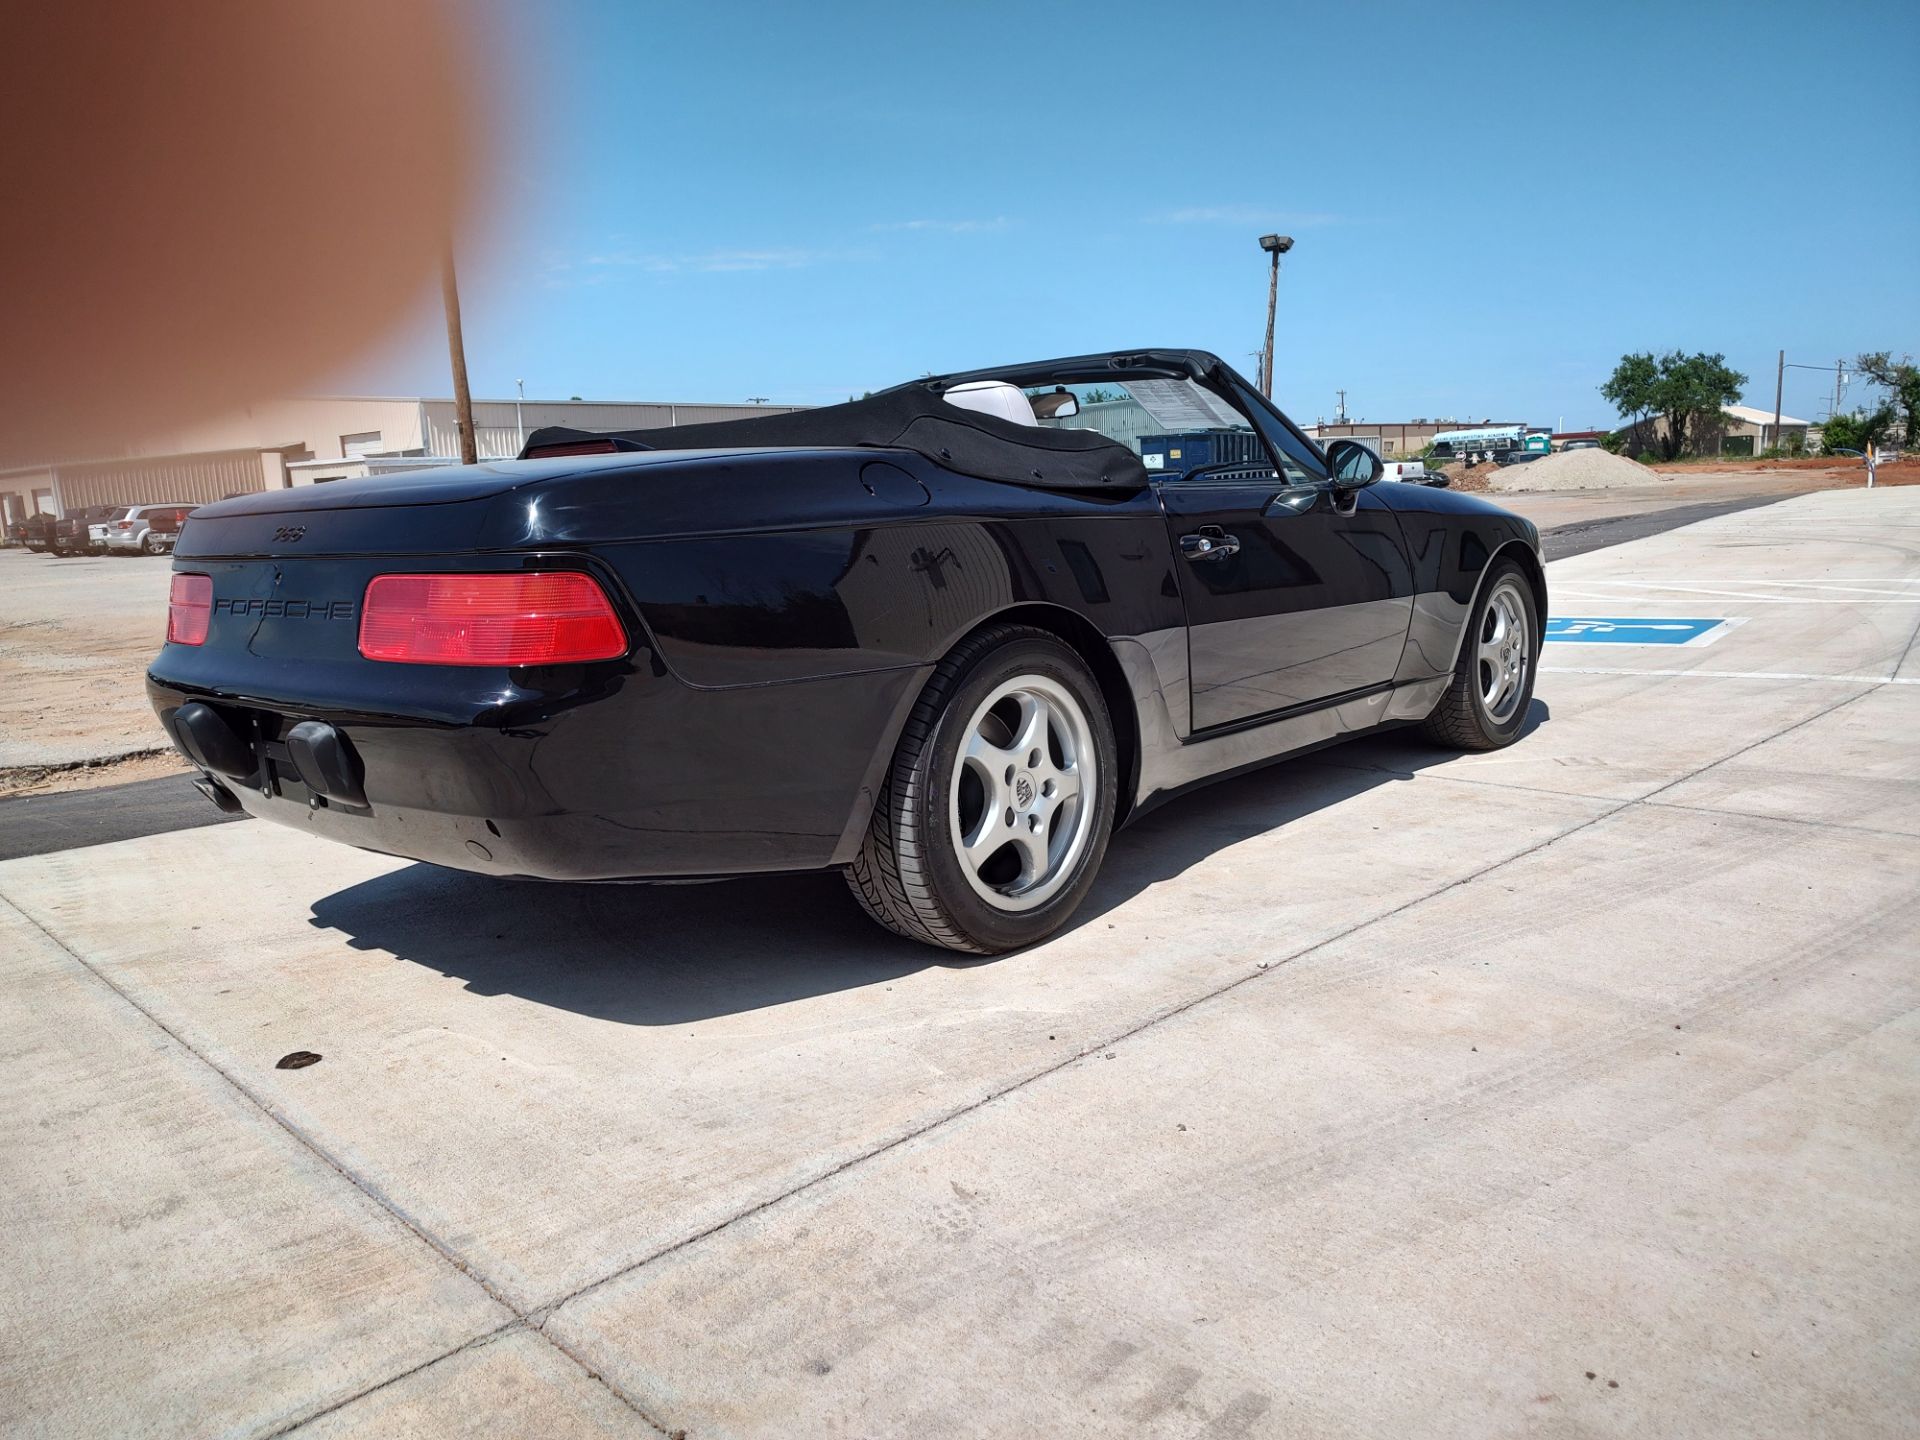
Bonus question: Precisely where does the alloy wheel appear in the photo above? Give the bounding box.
[1476,576,1531,723]
[948,674,1098,913]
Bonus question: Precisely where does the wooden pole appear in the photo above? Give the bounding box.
[441,246,478,465]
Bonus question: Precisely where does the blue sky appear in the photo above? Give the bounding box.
[343,0,1920,430]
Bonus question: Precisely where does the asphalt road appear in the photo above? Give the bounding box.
[2,488,1915,1438]
[1535,490,1794,559]
[0,773,242,862]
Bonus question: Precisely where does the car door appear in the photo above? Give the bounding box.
[1156,388,1415,732]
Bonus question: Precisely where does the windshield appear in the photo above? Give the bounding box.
[1029,377,1315,483]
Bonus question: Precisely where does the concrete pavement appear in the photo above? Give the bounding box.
[1,488,1915,1438]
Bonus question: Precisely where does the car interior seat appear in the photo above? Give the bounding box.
[941,380,1038,427]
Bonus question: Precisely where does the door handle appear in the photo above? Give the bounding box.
[1179,527,1240,562]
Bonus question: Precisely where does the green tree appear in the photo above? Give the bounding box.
[1820,406,1897,455]
[1599,352,1659,437]
[1853,352,1918,445]
[1601,350,1747,459]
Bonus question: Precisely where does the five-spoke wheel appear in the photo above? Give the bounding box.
[949,675,1098,912]
[1476,575,1532,725]
[1421,557,1541,751]
[848,625,1116,954]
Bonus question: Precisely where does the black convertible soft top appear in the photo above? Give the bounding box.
[522,384,1148,493]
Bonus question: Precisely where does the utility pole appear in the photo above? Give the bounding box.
[1773,349,1784,449]
[440,245,478,465]
[1257,234,1293,398]
[1835,359,1844,421]
[514,378,525,454]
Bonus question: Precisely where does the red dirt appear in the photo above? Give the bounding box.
[1648,455,1916,482]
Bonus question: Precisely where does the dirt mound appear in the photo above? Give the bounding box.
[1488,449,1659,492]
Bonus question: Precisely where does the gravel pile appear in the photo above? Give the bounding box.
[1488,449,1659,491]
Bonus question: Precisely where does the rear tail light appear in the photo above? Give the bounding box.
[167,573,213,645]
[116,520,134,530]
[358,572,628,666]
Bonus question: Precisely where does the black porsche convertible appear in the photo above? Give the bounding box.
[149,349,1544,953]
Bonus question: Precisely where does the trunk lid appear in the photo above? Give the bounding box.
[173,446,898,560]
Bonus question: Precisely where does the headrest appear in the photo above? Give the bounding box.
[941,380,1038,427]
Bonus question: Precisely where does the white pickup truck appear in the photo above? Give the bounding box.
[1325,437,1443,485]
[1360,449,1444,486]
[1377,457,1437,483]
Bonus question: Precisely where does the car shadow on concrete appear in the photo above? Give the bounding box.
[307,701,1547,1025]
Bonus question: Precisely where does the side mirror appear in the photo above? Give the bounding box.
[1029,387,1080,420]
[1325,439,1382,489]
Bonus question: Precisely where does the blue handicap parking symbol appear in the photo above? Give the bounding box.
[1545,617,1731,646]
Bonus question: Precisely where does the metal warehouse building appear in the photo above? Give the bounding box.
[0,395,806,524]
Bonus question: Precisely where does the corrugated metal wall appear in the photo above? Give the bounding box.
[56,450,265,509]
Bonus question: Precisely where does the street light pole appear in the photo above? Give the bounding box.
[1257,234,1293,399]
[1773,350,1784,450]
[515,378,525,454]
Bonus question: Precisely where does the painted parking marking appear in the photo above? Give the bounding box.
[1556,586,1920,605]
[1542,666,1918,685]
[1544,617,1743,646]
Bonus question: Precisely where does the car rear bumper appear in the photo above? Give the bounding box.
[146,653,925,882]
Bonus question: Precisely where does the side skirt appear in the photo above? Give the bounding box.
[1124,675,1448,825]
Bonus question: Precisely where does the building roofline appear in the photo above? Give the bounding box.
[0,443,301,481]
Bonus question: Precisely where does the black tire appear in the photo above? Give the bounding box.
[847,624,1118,954]
[1420,559,1540,751]
[143,533,165,555]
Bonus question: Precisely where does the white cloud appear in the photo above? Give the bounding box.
[870,217,1014,234]
[583,247,831,273]
[540,245,862,287]
[1151,206,1342,227]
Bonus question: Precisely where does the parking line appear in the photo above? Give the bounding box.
[1553,588,1920,605]
[1542,665,1918,685]
[1564,578,1920,584]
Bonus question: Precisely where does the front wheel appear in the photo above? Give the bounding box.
[1420,560,1540,751]
[847,625,1117,954]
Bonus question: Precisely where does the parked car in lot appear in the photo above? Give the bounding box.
[15,513,55,551]
[142,505,194,552]
[52,505,127,556]
[1378,457,1448,486]
[86,507,133,551]
[150,347,1546,954]
[97,503,195,554]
